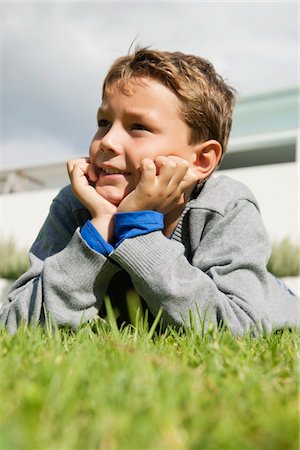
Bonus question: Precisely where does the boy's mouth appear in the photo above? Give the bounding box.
[100,167,131,176]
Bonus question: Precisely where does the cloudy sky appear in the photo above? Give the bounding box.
[1,1,298,169]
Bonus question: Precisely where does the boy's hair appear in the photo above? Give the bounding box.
[102,48,237,156]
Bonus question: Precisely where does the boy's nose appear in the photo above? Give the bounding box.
[100,127,123,155]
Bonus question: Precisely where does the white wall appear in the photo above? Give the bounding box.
[219,162,299,243]
[1,188,61,249]
[0,161,298,250]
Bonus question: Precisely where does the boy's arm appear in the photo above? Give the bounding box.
[0,186,120,334]
[110,200,274,335]
[111,158,299,334]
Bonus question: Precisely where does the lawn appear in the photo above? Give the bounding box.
[0,301,298,450]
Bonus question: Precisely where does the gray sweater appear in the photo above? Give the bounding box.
[1,175,299,335]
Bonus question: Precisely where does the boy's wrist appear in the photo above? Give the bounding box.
[114,210,164,247]
[91,216,114,243]
[81,221,114,255]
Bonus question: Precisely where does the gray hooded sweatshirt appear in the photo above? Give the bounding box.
[1,175,299,335]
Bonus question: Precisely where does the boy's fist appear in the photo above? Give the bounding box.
[67,158,117,241]
[117,156,198,214]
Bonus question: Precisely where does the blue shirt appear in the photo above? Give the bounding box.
[81,210,164,256]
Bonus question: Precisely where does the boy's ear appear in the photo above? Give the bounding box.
[191,140,222,181]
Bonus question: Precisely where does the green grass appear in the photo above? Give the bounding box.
[267,238,300,277]
[0,304,298,450]
[0,239,29,280]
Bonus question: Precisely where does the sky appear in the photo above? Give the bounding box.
[1,1,298,169]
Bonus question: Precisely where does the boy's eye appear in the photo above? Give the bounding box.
[97,119,110,128]
[130,123,149,132]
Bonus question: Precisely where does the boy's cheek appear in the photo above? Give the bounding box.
[130,168,143,186]
[89,139,101,159]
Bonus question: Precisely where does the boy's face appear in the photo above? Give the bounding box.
[89,77,198,206]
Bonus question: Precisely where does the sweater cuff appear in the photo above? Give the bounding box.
[114,210,164,247]
[81,220,114,255]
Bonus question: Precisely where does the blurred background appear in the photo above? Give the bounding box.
[1,1,299,250]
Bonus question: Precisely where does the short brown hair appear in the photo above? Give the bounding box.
[102,48,237,155]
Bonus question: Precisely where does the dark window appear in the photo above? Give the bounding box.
[219,144,296,170]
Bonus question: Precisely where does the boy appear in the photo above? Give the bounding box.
[1,48,299,335]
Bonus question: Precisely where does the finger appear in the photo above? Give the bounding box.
[140,158,157,183]
[67,157,89,177]
[70,162,90,188]
[67,160,73,178]
[67,157,89,167]
[169,170,198,207]
[87,164,98,182]
[155,156,177,183]
[156,155,189,168]
[167,155,190,166]
[73,161,90,176]
[155,156,190,191]
[155,155,171,170]
[167,160,190,188]
[178,168,198,191]
[165,156,190,174]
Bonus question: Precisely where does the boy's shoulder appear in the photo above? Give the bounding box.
[48,184,91,230]
[53,184,87,212]
[191,175,260,216]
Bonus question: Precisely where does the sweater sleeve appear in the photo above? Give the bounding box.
[81,220,114,255]
[109,199,279,335]
[0,187,120,334]
[80,211,164,254]
[114,210,164,246]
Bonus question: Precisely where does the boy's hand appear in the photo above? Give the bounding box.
[117,156,198,214]
[67,158,117,241]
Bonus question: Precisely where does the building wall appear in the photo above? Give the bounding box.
[220,162,298,243]
[1,188,60,249]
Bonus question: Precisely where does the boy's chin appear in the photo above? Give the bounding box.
[95,186,126,207]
